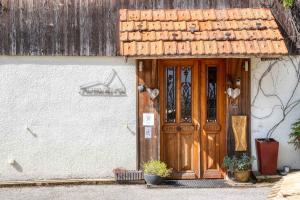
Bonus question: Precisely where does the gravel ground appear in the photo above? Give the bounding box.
[0,184,271,200]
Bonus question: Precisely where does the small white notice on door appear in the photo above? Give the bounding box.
[145,126,152,139]
[143,113,154,126]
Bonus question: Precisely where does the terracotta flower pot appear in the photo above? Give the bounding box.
[255,138,279,175]
[234,170,250,182]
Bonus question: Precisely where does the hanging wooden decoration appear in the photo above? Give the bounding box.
[232,116,247,151]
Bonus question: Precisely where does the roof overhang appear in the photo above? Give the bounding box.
[119,8,288,58]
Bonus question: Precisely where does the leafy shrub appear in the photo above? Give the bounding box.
[282,0,295,8]
[289,118,300,150]
[143,160,172,177]
[223,154,255,172]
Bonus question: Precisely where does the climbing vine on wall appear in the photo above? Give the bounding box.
[252,57,300,139]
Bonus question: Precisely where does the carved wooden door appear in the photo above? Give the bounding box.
[200,60,226,179]
[159,60,200,179]
[159,59,226,179]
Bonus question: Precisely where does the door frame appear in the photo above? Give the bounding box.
[158,58,227,179]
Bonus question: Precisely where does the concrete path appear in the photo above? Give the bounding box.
[268,171,300,200]
[0,184,270,200]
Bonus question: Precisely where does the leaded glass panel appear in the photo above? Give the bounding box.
[207,67,217,121]
[180,66,192,122]
[165,67,176,123]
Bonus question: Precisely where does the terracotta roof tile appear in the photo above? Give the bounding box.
[215,9,228,21]
[178,41,191,54]
[186,21,200,32]
[203,9,216,21]
[128,10,140,21]
[128,32,142,41]
[137,42,150,55]
[217,41,232,54]
[134,21,147,31]
[140,10,153,21]
[148,21,161,31]
[244,41,260,54]
[123,42,137,56]
[174,21,187,31]
[252,8,267,19]
[204,41,218,55]
[161,21,174,31]
[121,21,134,32]
[178,10,191,21]
[191,41,205,55]
[234,30,249,40]
[231,41,246,54]
[142,31,156,41]
[120,8,287,57]
[227,9,242,20]
[164,42,177,55]
[241,8,254,20]
[150,41,164,55]
[120,32,128,41]
[156,31,169,40]
[119,9,127,21]
[272,40,288,54]
[194,31,209,40]
[212,21,226,30]
[258,40,270,54]
[190,10,204,21]
[266,40,276,54]
[225,20,239,30]
[165,10,178,21]
[199,21,213,31]
[153,10,165,21]
[169,31,182,40]
[182,31,195,40]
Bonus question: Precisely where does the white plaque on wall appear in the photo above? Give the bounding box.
[145,126,152,139]
[143,113,154,126]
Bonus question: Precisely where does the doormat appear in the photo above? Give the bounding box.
[152,180,231,188]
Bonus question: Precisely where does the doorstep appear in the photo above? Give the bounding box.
[253,171,282,183]
[0,178,116,187]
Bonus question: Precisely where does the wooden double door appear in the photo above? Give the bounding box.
[159,59,226,179]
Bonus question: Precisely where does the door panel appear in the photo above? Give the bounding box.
[159,60,199,179]
[159,59,225,179]
[200,60,226,179]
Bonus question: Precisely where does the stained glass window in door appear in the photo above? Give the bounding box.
[181,66,192,122]
[165,67,176,123]
[207,67,217,121]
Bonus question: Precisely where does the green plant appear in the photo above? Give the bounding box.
[143,160,172,177]
[289,118,300,150]
[223,154,255,172]
[282,0,295,8]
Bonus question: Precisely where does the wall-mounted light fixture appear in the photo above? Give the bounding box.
[244,61,249,72]
[138,61,144,72]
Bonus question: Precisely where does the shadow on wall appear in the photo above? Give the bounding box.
[11,160,23,173]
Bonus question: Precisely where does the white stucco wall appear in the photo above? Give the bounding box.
[0,56,136,181]
[251,56,300,171]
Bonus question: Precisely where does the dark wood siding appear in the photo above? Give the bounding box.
[226,58,251,156]
[0,0,262,56]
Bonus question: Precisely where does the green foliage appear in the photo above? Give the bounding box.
[282,0,295,8]
[289,118,300,150]
[143,160,172,177]
[223,154,255,172]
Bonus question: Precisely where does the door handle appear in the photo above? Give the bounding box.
[176,126,182,132]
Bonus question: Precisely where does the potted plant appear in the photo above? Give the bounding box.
[143,160,171,185]
[289,118,300,150]
[223,154,255,182]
